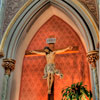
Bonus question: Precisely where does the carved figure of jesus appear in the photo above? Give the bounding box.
[27,46,73,94]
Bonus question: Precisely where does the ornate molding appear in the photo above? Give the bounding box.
[2,0,28,35]
[2,0,99,36]
[78,0,99,25]
[87,50,99,68]
[2,58,16,75]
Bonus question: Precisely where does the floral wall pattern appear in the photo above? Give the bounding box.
[19,15,91,100]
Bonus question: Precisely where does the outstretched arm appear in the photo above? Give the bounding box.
[55,46,73,54]
[25,50,45,55]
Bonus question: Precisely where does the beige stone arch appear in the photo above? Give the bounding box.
[0,0,99,100]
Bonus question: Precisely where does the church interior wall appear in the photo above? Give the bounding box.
[0,0,99,100]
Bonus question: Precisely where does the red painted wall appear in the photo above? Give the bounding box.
[19,15,91,100]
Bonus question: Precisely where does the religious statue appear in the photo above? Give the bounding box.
[26,46,73,94]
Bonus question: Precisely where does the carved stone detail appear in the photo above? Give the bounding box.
[2,58,16,75]
[87,50,99,68]
[78,0,99,25]
[2,0,28,35]
[1,0,99,36]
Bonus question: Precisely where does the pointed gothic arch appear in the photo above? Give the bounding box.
[0,0,98,100]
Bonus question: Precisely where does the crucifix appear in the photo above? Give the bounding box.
[25,36,79,99]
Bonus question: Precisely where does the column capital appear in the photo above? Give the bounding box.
[87,50,99,68]
[2,58,16,75]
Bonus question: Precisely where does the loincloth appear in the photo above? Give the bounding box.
[43,63,63,79]
[46,63,55,74]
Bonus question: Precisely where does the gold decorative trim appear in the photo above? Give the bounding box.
[3,58,16,64]
[87,50,99,55]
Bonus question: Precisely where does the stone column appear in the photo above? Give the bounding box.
[1,58,16,100]
[87,50,99,100]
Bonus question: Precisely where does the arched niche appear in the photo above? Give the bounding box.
[19,15,91,100]
[0,0,98,100]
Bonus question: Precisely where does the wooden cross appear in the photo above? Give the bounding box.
[25,46,79,57]
[25,37,79,100]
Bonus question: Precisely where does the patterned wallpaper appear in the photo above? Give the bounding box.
[19,15,91,100]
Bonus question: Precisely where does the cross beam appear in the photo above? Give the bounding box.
[25,46,79,57]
